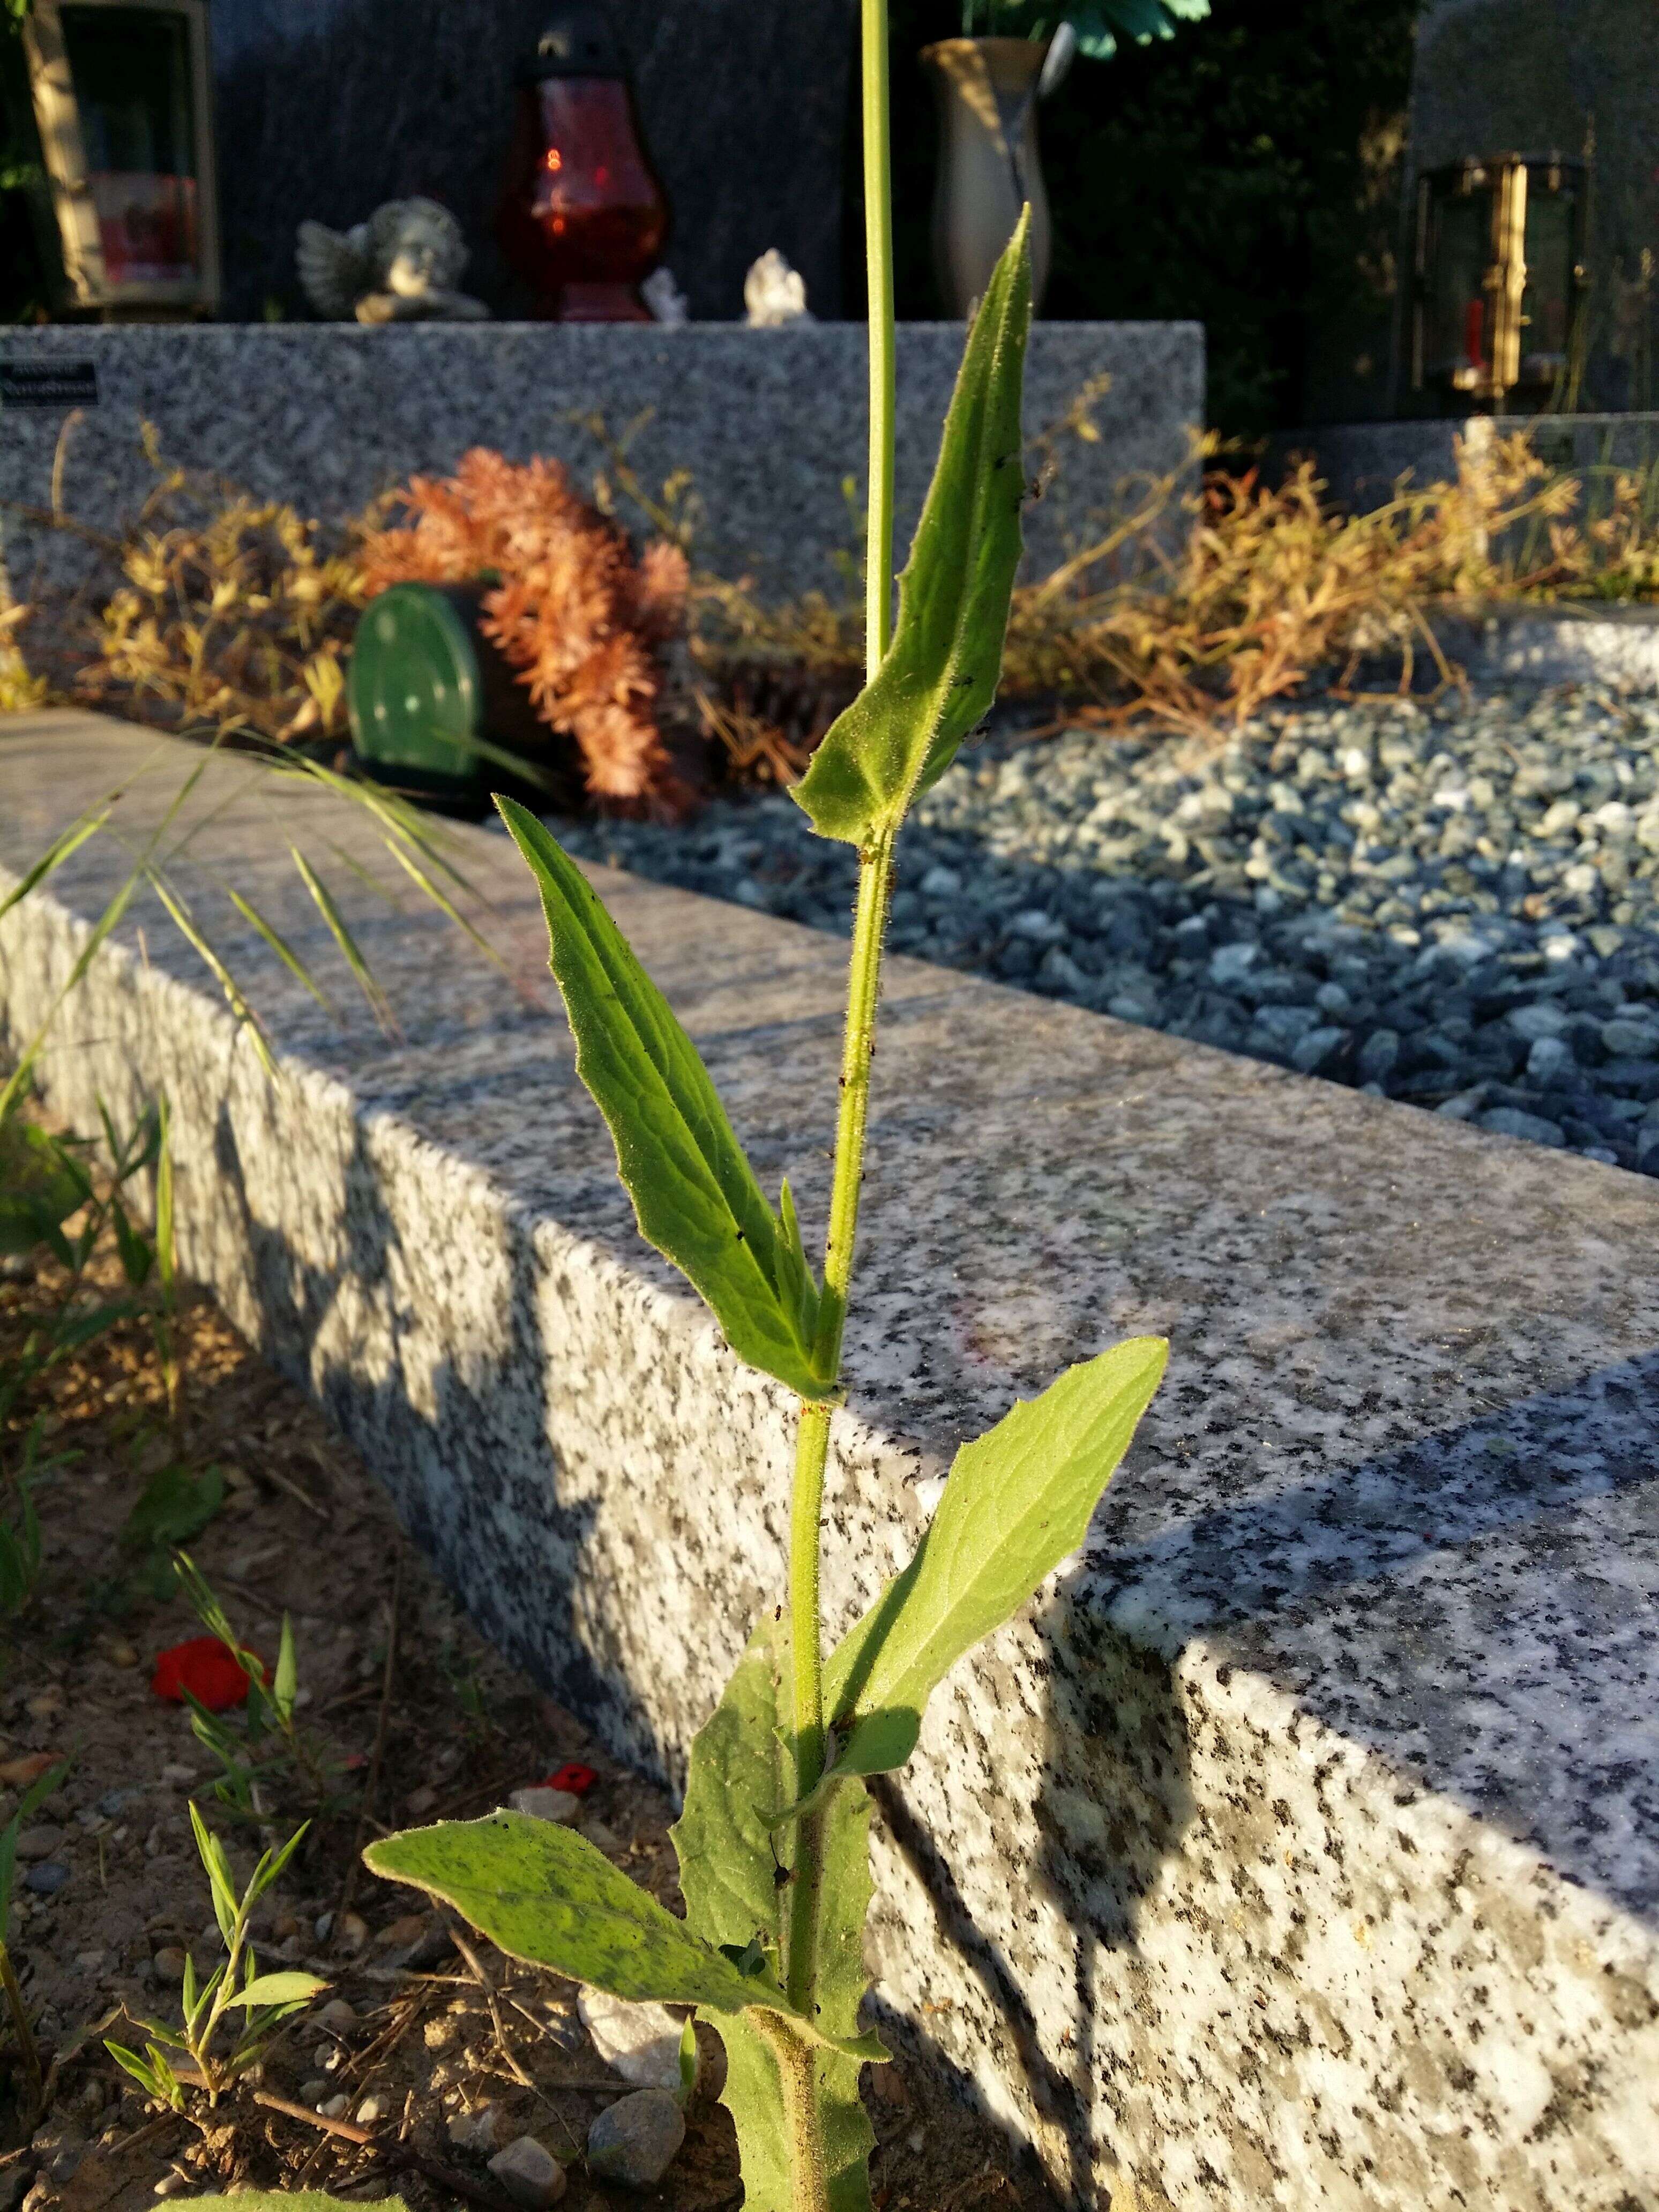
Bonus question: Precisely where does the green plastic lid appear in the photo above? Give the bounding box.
[348,585,482,783]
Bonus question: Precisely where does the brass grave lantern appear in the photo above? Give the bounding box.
[18,0,221,316]
[1411,154,1587,408]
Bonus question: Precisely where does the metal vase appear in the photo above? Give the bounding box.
[922,36,1053,319]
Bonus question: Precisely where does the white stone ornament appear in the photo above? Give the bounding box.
[641,267,690,325]
[744,248,813,328]
[577,1990,695,2091]
[296,197,489,325]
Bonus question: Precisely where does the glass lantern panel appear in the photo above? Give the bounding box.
[1520,183,1578,383]
[59,6,198,285]
[1424,187,1492,386]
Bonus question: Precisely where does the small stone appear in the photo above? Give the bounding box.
[102,1640,139,1668]
[1290,1025,1344,1073]
[298,2079,329,2104]
[586,2089,685,2192]
[318,2095,350,2119]
[1479,1106,1566,1148]
[448,2104,499,2153]
[334,1911,369,1954]
[507,1788,579,1826]
[488,2136,567,2209]
[1527,1034,1574,1085]
[16,1827,61,1862]
[0,1754,59,1789]
[868,2064,909,2109]
[403,1785,438,1817]
[24,1689,63,1721]
[1208,943,1260,987]
[355,2094,391,2125]
[317,1999,358,2033]
[24,1864,68,1897]
[161,1764,197,1787]
[152,2173,188,2199]
[1509,1001,1568,1042]
[1603,1017,1658,1058]
[397,1919,458,1972]
[152,1947,188,1982]
[1356,1029,1400,1082]
[579,1992,692,2091]
[372,1914,428,1951]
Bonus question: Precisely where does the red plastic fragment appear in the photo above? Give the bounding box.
[544,1762,597,1797]
[151,1636,260,1713]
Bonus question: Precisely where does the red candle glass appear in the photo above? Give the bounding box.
[497,4,669,323]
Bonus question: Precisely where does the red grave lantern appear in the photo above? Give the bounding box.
[496,2,669,324]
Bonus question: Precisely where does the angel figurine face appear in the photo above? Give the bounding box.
[296,198,488,324]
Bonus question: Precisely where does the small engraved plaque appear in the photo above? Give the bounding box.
[0,361,100,409]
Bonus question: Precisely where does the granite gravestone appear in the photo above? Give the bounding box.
[1407,0,1659,410]
[207,0,855,323]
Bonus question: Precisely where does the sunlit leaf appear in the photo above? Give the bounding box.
[497,800,826,1398]
[366,1814,779,2015]
[822,1337,1167,1781]
[234,1970,327,2010]
[793,214,1033,845]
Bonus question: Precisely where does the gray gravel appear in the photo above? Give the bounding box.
[549,683,1659,1176]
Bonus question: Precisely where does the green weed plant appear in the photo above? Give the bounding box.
[358,10,1167,2209]
[106,1806,325,2109]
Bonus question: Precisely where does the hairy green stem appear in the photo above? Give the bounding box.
[757,2012,832,2212]
[781,0,900,2166]
[860,0,896,675]
[787,832,896,2015]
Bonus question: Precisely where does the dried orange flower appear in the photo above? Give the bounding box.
[357,449,690,806]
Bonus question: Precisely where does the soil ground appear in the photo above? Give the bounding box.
[0,1212,1062,2212]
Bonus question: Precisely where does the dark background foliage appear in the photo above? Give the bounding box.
[859,0,1422,432]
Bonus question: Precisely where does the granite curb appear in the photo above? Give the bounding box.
[2,713,1657,2210]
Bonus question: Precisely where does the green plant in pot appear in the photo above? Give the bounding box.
[925,0,1210,316]
[357,3,1169,2208]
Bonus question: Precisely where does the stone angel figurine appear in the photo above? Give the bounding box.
[296,198,489,325]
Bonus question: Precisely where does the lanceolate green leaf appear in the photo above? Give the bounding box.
[497,798,826,1398]
[672,1616,879,2212]
[367,1814,766,2013]
[793,212,1034,846]
[233,1971,328,2010]
[822,1337,1168,1781]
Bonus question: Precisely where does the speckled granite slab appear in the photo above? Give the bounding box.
[0,320,1199,607]
[2,713,1657,2212]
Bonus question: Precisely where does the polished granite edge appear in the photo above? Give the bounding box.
[0,320,1201,608]
[2,714,1657,2211]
